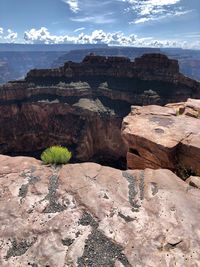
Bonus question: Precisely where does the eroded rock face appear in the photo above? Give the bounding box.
[0,95,126,168]
[0,54,200,167]
[122,98,200,177]
[25,53,200,105]
[0,155,200,266]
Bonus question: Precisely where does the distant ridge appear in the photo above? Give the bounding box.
[52,46,161,66]
[0,43,108,52]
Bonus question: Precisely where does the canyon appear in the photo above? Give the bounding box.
[1,46,200,85]
[53,47,200,81]
[0,43,107,84]
[1,53,200,266]
[0,51,66,84]
[0,53,200,169]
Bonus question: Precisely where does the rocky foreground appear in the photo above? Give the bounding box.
[122,98,200,178]
[0,155,200,267]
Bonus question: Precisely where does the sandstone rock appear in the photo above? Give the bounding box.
[122,98,200,177]
[25,53,200,106]
[166,98,200,118]
[186,176,200,189]
[0,155,200,266]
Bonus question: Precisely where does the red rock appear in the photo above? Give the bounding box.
[122,99,200,176]
[0,155,200,266]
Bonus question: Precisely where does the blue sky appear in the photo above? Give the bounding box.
[0,0,200,48]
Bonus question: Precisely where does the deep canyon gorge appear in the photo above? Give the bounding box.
[1,53,200,170]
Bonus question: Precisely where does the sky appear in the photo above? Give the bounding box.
[0,0,200,48]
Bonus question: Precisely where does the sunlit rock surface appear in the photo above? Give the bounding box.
[0,155,200,266]
[122,98,200,177]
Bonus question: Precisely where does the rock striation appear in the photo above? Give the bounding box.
[26,53,200,105]
[52,47,200,82]
[0,54,200,167]
[122,98,200,177]
[0,155,200,267]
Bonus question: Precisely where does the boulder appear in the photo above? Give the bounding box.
[0,155,200,266]
[122,98,200,177]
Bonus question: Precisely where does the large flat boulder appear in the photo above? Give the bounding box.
[0,155,200,266]
[122,98,200,177]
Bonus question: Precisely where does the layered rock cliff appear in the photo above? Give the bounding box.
[52,47,200,82]
[0,54,200,167]
[0,155,200,267]
[26,53,200,105]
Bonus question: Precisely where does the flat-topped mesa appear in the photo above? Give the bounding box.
[82,54,131,64]
[134,53,179,75]
[25,53,183,83]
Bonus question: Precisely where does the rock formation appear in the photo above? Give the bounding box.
[122,98,200,178]
[52,47,161,67]
[0,54,200,168]
[26,53,200,105]
[52,47,200,82]
[0,155,200,267]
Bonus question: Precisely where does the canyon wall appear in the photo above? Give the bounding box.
[52,47,200,81]
[0,53,200,167]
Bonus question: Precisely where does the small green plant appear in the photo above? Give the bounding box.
[41,146,72,165]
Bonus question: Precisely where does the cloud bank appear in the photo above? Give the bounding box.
[0,25,199,49]
[22,27,200,49]
[0,28,18,42]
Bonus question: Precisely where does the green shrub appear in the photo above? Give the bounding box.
[41,146,72,165]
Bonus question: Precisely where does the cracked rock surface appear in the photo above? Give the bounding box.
[0,155,200,266]
[122,98,200,176]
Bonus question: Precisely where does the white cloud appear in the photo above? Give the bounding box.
[74,27,85,32]
[71,13,116,24]
[123,0,190,24]
[62,0,79,13]
[71,16,94,22]
[4,29,18,42]
[134,10,191,24]
[23,28,137,45]
[22,27,200,49]
[24,27,77,44]
[0,27,3,36]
